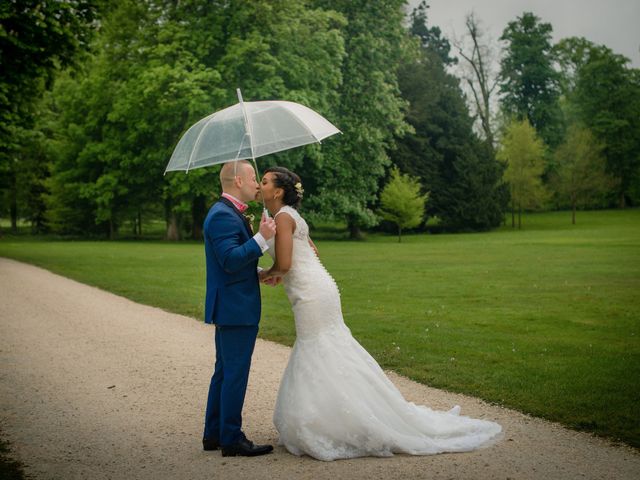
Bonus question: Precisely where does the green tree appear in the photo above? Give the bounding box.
[0,0,99,142]
[554,37,595,98]
[44,0,347,238]
[409,1,457,66]
[212,0,345,209]
[104,0,227,239]
[378,167,428,242]
[497,119,547,228]
[499,12,562,148]
[551,125,612,224]
[553,37,598,143]
[0,0,100,232]
[167,0,345,238]
[45,0,223,238]
[308,0,412,238]
[571,46,640,207]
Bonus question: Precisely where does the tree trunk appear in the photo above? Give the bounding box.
[518,204,522,230]
[511,202,515,228]
[348,221,363,240]
[191,195,206,240]
[398,226,402,243]
[33,210,45,234]
[572,202,576,225]
[164,199,180,241]
[457,13,499,149]
[620,191,626,209]
[109,218,115,240]
[10,171,17,233]
[137,210,142,236]
[166,212,180,241]
[10,198,17,233]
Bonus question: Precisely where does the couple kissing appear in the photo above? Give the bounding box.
[202,160,501,461]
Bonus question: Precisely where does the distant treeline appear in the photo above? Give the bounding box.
[1,1,638,238]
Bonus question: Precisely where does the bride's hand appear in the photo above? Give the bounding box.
[260,269,282,286]
[264,276,282,286]
[259,269,271,282]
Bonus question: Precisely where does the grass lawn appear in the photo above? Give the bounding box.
[1,209,639,447]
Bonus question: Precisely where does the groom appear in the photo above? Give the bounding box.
[202,160,276,457]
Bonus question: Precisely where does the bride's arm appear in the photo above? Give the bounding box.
[266,212,295,276]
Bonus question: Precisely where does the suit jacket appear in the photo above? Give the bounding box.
[203,197,263,326]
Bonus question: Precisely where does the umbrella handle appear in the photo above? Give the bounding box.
[249,155,269,218]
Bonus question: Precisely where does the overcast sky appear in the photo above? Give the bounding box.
[407,0,640,68]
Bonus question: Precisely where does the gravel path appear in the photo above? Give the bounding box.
[1,257,638,480]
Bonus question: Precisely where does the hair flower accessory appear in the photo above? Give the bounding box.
[294,182,304,198]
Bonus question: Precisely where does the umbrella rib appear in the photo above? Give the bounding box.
[233,134,248,161]
[284,104,322,144]
[239,98,257,162]
[186,114,217,173]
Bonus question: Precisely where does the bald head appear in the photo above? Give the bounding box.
[220,160,252,188]
[219,160,259,203]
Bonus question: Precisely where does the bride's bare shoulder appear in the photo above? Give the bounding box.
[274,208,296,232]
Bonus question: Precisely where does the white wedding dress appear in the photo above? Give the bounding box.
[268,206,501,461]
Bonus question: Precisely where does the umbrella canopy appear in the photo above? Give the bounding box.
[165,89,340,173]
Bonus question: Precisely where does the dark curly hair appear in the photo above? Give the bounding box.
[264,166,303,209]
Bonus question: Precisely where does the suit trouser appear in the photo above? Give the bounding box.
[203,325,259,446]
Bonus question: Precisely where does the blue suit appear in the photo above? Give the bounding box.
[203,197,264,446]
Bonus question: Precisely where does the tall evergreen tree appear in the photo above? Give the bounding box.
[499,12,562,148]
[409,1,457,67]
[392,3,506,231]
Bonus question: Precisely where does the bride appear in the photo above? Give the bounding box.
[259,166,501,461]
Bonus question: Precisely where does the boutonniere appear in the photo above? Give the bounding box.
[243,212,255,232]
[243,212,255,224]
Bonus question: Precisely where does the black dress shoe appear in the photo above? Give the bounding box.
[221,437,273,457]
[202,438,220,451]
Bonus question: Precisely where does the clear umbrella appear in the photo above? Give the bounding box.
[164,89,340,174]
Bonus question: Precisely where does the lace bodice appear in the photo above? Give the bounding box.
[267,206,342,339]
